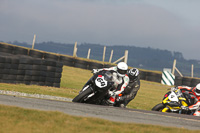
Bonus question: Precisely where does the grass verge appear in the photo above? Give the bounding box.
[0,104,198,133]
[0,66,199,132]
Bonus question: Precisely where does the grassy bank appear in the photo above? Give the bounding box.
[0,66,199,132]
[0,104,198,133]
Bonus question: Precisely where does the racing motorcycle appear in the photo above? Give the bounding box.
[72,70,115,105]
[152,87,193,114]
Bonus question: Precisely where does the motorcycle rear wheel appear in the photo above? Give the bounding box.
[72,88,93,103]
[152,103,166,112]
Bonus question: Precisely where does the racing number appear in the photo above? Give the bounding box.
[97,78,106,87]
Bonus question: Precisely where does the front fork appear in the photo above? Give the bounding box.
[161,106,170,112]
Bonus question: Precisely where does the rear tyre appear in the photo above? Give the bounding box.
[152,103,165,111]
[72,88,93,103]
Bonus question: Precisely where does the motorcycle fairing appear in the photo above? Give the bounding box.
[168,91,179,102]
[95,75,108,88]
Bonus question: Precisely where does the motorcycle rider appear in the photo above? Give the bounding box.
[92,62,129,105]
[175,84,200,116]
[114,68,140,108]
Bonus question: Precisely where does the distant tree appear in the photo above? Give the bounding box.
[173,52,184,60]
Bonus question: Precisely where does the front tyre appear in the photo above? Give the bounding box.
[72,88,93,103]
[152,103,166,112]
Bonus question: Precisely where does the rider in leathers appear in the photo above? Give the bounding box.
[115,68,140,108]
[176,84,200,116]
[92,62,129,105]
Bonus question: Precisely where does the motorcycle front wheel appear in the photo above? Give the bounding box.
[152,103,168,112]
[72,88,93,103]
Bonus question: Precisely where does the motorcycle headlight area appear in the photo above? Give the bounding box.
[168,92,179,102]
[95,75,108,88]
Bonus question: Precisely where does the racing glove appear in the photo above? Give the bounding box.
[92,69,99,74]
[108,91,115,97]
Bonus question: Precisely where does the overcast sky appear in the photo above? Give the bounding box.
[1,0,200,60]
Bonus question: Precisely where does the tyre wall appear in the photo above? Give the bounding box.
[0,52,63,88]
[1,42,200,87]
[145,71,162,83]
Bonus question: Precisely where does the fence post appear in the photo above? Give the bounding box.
[124,50,128,64]
[73,42,77,57]
[109,50,113,63]
[112,50,128,64]
[175,67,183,77]
[172,59,176,75]
[32,34,36,49]
[102,46,106,62]
[172,59,183,77]
[87,48,91,59]
[191,64,194,78]
[113,56,125,64]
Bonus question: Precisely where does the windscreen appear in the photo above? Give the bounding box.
[104,71,113,82]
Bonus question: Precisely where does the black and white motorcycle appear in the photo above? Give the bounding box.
[72,70,116,105]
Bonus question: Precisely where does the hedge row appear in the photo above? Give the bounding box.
[0,53,63,88]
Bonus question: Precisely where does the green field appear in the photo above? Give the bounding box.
[0,66,199,132]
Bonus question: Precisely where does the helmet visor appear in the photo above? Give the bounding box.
[129,75,137,80]
[196,88,200,94]
[117,68,127,75]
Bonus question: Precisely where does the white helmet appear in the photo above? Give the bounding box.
[195,83,200,96]
[117,62,128,77]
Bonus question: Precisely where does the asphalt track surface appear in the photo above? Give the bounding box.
[0,94,200,130]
